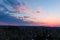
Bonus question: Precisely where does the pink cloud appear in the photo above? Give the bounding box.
[14,6,40,14]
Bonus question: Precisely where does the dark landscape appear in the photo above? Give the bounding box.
[0,26,60,40]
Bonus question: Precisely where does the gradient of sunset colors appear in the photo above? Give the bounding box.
[0,0,60,26]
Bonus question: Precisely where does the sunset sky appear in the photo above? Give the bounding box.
[0,0,60,26]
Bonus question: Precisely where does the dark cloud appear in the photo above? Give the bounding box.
[23,16,30,18]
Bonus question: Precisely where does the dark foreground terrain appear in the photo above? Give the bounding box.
[0,26,60,40]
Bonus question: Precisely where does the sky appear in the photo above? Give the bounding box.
[0,0,60,26]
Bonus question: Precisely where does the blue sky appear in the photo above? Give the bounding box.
[0,0,60,26]
[21,0,60,24]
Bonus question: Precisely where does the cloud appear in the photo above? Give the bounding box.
[14,6,40,14]
[0,0,37,26]
[0,11,45,26]
[0,0,47,26]
[0,11,35,25]
[3,0,21,7]
[0,11,57,26]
